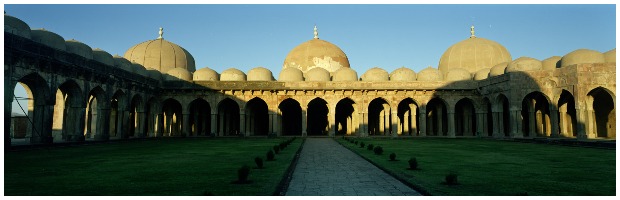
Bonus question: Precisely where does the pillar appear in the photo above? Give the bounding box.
[329,106,336,137]
[447,111,455,138]
[437,106,443,136]
[418,107,426,136]
[549,107,559,138]
[138,111,147,137]
[510,108,523,138]
[379,110,385,135]
[391,110,398,137]
[528,106,535,137]
[210,113,217,136]
[240,112,246,136]
[410,105,417,136]
[361,111,367,137]
[181,113,190,137]
[403,111,410,136]
[301,109,307,137]
[476,112,484,137]
[156,113,164,137]
[559,107,568,137]
[492,110,501,138]
[575,105,587,139]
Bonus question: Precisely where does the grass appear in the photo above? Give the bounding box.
[338,138,615,196]
[4,137,302,196]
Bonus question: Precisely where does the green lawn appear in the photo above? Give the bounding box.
[4,137,302,196]
[338,138,615,196]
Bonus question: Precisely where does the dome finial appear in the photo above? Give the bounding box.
[470,25,476,38]
[158,27,164,39]
[313,24,319,39]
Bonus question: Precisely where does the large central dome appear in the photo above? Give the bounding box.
[124,28,196,73]
[283,26,350,74]
[438,26,511,74]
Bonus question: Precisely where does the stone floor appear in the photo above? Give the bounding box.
[285,138,421,196]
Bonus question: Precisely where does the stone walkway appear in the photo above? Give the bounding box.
[285,138,421,196]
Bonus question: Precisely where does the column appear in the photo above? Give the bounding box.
[94,108,110,141]
[528,106,535,137]
[240,112,246,136]
[575,105,587,139]
[476,112,484,137]
[447,111,455,138]
[410,105,417,136]
[418,108,426,136]
[482,111,489,136]
[156,113,164,137]
[193,112,199,136]
[437,106,443,136]
[391,110,398,137]
[549,108,559,138]
[586,108,595,138]
[379,110,385,135]
[301,109,307,137]
[510,109,523,138]
[492,110,501,138]
[427,110,434,135]
[346,116,352,135]
[403,111,410,136]
[182,113,190,137]
[329,106,336,137]
[559,108,568,137]
[210,113,217,136]
[361,111,367,137]
[138,111,147,137]
[271,111,278,135]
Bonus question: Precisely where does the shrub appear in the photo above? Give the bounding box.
[354,141,359,145]
[408,157,418,170]
[389,153,396,161]
[254,157,264,169]
[273,145,280,154]
[237,165,251,183]
[367,144,374,150]
[445,172,458,185]
[279,143,286,150]
[266,150,275,161]
[373,146,384,155]
[360,142,365,148]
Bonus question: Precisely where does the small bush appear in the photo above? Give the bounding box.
[237,165,251,183]
[367,144,374,150]
[360,142,365,148]
[266,150,275,161]
[445,172,458,185]
[254,157,264,169]
[389,153,396,161]
[408,157,418,170]
[279,143,286,150]
[373,146,383,155]
[354,141,359,145]
[273,145,280,154]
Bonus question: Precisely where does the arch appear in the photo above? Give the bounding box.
[162,98,183,137]
[146,97,160,137]
[129,94,145,138]
[307,98,329,136]
[109,90,126,139]
[455,98,476,136]
[368,98,391,136]
[426,98,448,136]
[587,87,615,139]
[52,79,85,142]
[335,98,356,136]
[521,92,551,137]
[279,98,302,136]
[10,73,53,144]
[397,98,419,136]
[217,98,240,136]
[557,90,577,138]
[188,98,211,136]
[245,97,269,136]
[84,86,108,140]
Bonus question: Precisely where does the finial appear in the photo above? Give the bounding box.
[158,27,164,39]
[313,25,319,39]
[470,25,476,38]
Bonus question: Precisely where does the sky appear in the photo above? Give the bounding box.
[5,4,617,114]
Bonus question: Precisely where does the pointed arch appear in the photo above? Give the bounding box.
[336,97,357,136]
[52,79,85,142]
[587,87,615,139]
[10,72,52,144]
[455,98,476,136]
[279,98,302,136]
[84,86,108,140]
[397,98,419,136]
[557,90,577,138]
[109,90,126,139]
[189,98,211,136]
[129,94,146,138]
[521,92,551,137]
[162,98,183,137]
[217,98,240,136]
[307,97,329,136]
[426,97,448,136]
[368,98,391,136]
[245,97,269,136]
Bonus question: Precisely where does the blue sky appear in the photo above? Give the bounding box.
[6,4,616,113]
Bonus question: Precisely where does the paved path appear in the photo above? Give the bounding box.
[285,138,421,196]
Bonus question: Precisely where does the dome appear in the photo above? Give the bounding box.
[124,29,196,73]
[473,68,491,80]
[417,67,443,81]
[505,57,542,73]
[489,62,509,77]
[146,68,162,81]
[65,39,93,59]
[438,27,512,74]
[30,29,66,50]
[604,49,616,63]
[445,68,472,81]
[542,56,561,70]
[220,68,247,81]
[278,67,304,82]
[165,68,192,81]
[247,67,274,81]
[193,67,219,81]
[113,55,133,72]
[283,26,350,74]
[389,67,416,81]
[560,49,605,67]
[132,62,148,77]
[333,67,358,81]
[305,67,331,81]
[5,14,31,39]
[92,48,114,66]
[361,67,389,81]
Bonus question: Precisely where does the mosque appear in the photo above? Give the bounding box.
[4,13,616,148]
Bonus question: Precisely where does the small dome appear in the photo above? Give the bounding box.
[445,68,472,81]
[132,62,148,77]
[165,68,193,81]
[305,67,331,81]
[283,35,350,74]
[5,14,31,39]
[541,56,561,70]
[113,55,133,72]
[604,49,616,63]
[361,67,389,81]
[247,67,274,81]
[489,62,509,77]
[278,67,304,82]
[438,32,512,74]
[505,57,542,73]
[193,67,219,81]
[65,39,93,59]
[31,29,66,50]
[389,67,416,81]
[146,68,162,81]
[220,68,247,81]
[333,67,358,81]
[417,67,443,81]
[473,68,491,80]
[124,32,196,73]
[92,48,114,66]
[560,49,605,67]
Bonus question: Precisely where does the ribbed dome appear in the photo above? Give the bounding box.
[165,68,193,81]
[278,67,304,82]
[147,68,162,81]
[92,48,114,66]
[247,67,274,81]
[65,39,93,59]
[220,68,247,81]
[193,67,219,81]
[417,67,443,81]
[604,49,616,63]
[489,62,509,77]
[505,57,542,73]
[473,68,491,80]
[542,56,561,70]
[31,29,66,50]
[361,67,389,81]
[438,31,512,74]
[5,14,31,39]
[305,67,331,81]
[333,67,358,81]
[283,28,350,74]
[113,55,133,72]
[445,68,472,81]
[389,67,416,81]
[560,49,605,68]
[124,31,196,73]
